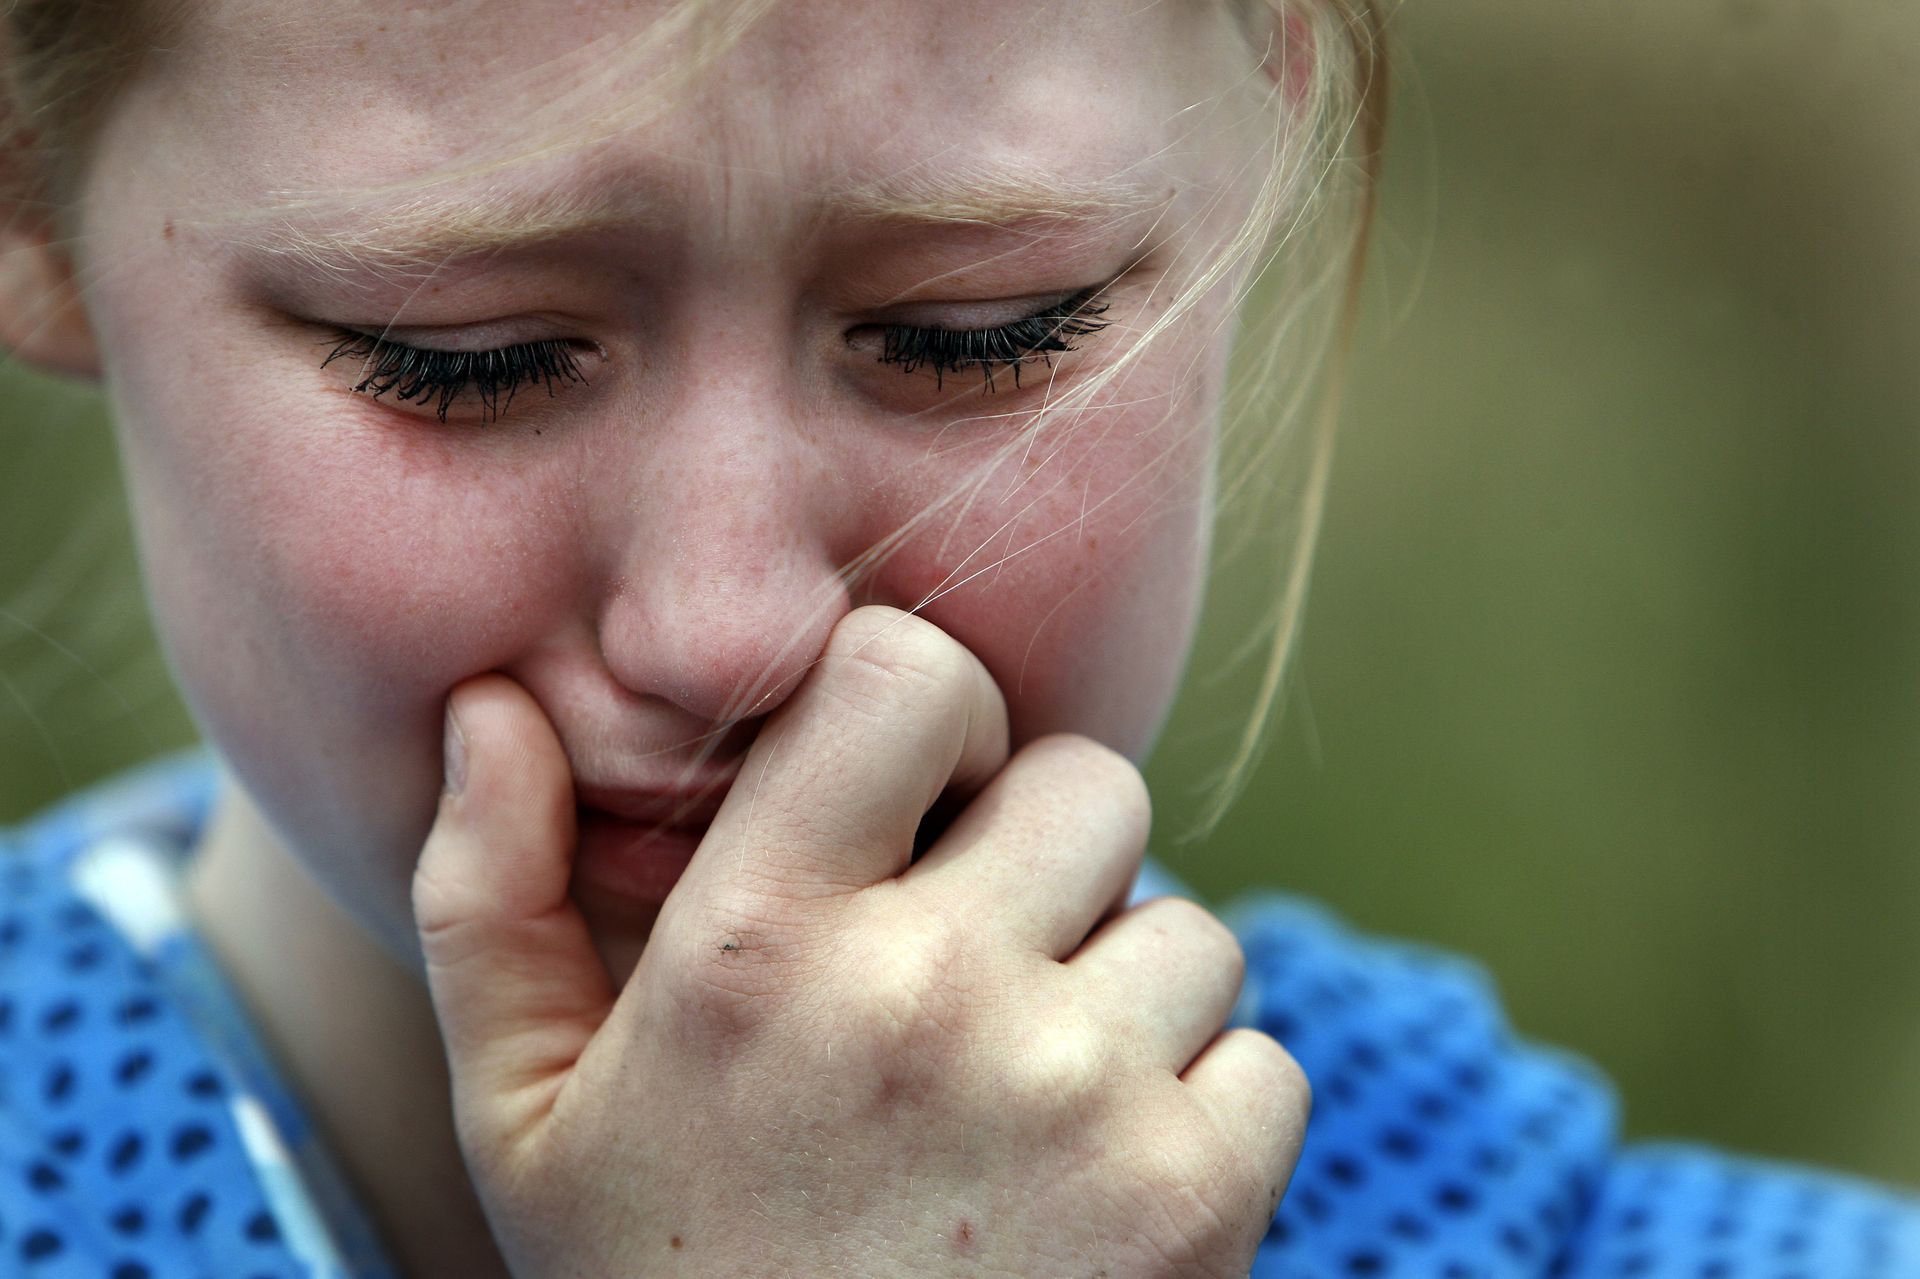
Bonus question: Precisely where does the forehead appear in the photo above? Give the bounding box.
[141,0,1250,241]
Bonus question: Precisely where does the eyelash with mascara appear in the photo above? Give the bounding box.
[316,287,1111,423]
[319,329,591,424]
[876,286,1112,392]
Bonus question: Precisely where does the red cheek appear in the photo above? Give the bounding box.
[201,415,587,702]
[864,414,1210,755]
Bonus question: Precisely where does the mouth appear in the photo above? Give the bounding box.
[568,777,732,910]
[570,806,710,910]
[575,776,731,827]
[568,770,965,909]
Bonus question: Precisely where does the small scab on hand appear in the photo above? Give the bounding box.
[669,1235,683,1250]
[713,927,776,957]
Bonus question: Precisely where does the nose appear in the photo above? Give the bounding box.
[591,416,854,730]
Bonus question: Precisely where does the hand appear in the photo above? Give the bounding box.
[412,605,1308,1277]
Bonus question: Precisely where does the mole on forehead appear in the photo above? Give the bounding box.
[214,158,1175,270]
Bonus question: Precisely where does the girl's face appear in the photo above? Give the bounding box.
[70,0,1270,967]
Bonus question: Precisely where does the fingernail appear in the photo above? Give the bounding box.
[443,701,468,796]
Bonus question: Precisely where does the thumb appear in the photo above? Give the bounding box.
[413,673,614,1153]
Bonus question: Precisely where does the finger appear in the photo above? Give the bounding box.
[1181,1027,1312,1213]
[902,733,1149,959]
[675,606,1011,904]
[412,674,615,1150]
[1069,895,1245,1070]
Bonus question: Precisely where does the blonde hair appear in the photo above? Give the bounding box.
[2,0,1388,839]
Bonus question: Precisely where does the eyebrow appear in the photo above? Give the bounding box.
[224,160,1171,274]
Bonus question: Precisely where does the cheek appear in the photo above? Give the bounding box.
[88,253,574,720]
[879,395,1217,760]
[104,333,586,949]
[125,393,575,723]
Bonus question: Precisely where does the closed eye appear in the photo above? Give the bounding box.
[318,329,593,423]
[862,286,1112,392]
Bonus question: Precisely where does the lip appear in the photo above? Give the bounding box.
[571,807,710,909]
[575,778,731,829]
[568,772,735,908]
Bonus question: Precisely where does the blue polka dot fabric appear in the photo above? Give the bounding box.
[2,755,395,1278]
[1192,888,1920,1277]
[1210,891,1614,1276]
[6,754,1920,1278]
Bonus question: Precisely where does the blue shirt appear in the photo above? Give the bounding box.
[5,751,1919,1278]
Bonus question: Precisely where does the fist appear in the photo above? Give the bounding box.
[412,606,1308,1277]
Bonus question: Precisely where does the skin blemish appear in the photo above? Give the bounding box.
[669,1235,683,1250]
[953,1218,975,1254]
[162,219,174,241]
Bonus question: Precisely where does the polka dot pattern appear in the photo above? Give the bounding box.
[8,758,1920,1277]
[2,760,304,1278]
[1200,892,1920,1277]
[1556,1146,1920,1279]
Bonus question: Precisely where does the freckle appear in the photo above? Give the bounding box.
[669,1235,683,1250]
[161,218,175,241]
[1087,535,1100,551]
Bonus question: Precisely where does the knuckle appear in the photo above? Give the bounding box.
[704,837,847,911]
[1229,1027,1312,1114]
[822,607,972,717]
[848,910,980,1050]
[827,603,925,653]
[1146,896,1245,973]
[834,913,996,1113]
[993,1002,1120,1127]
[1024,733,1152,833]
[409,862,459,939]
[863,924,950,1015]
[410,844,482,953]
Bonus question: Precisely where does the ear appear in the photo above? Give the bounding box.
[0,214,102,382]
[0,14,102,382]
[1240,0,1318,107]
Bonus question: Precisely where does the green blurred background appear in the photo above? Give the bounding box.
[5,0,1918,1186]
